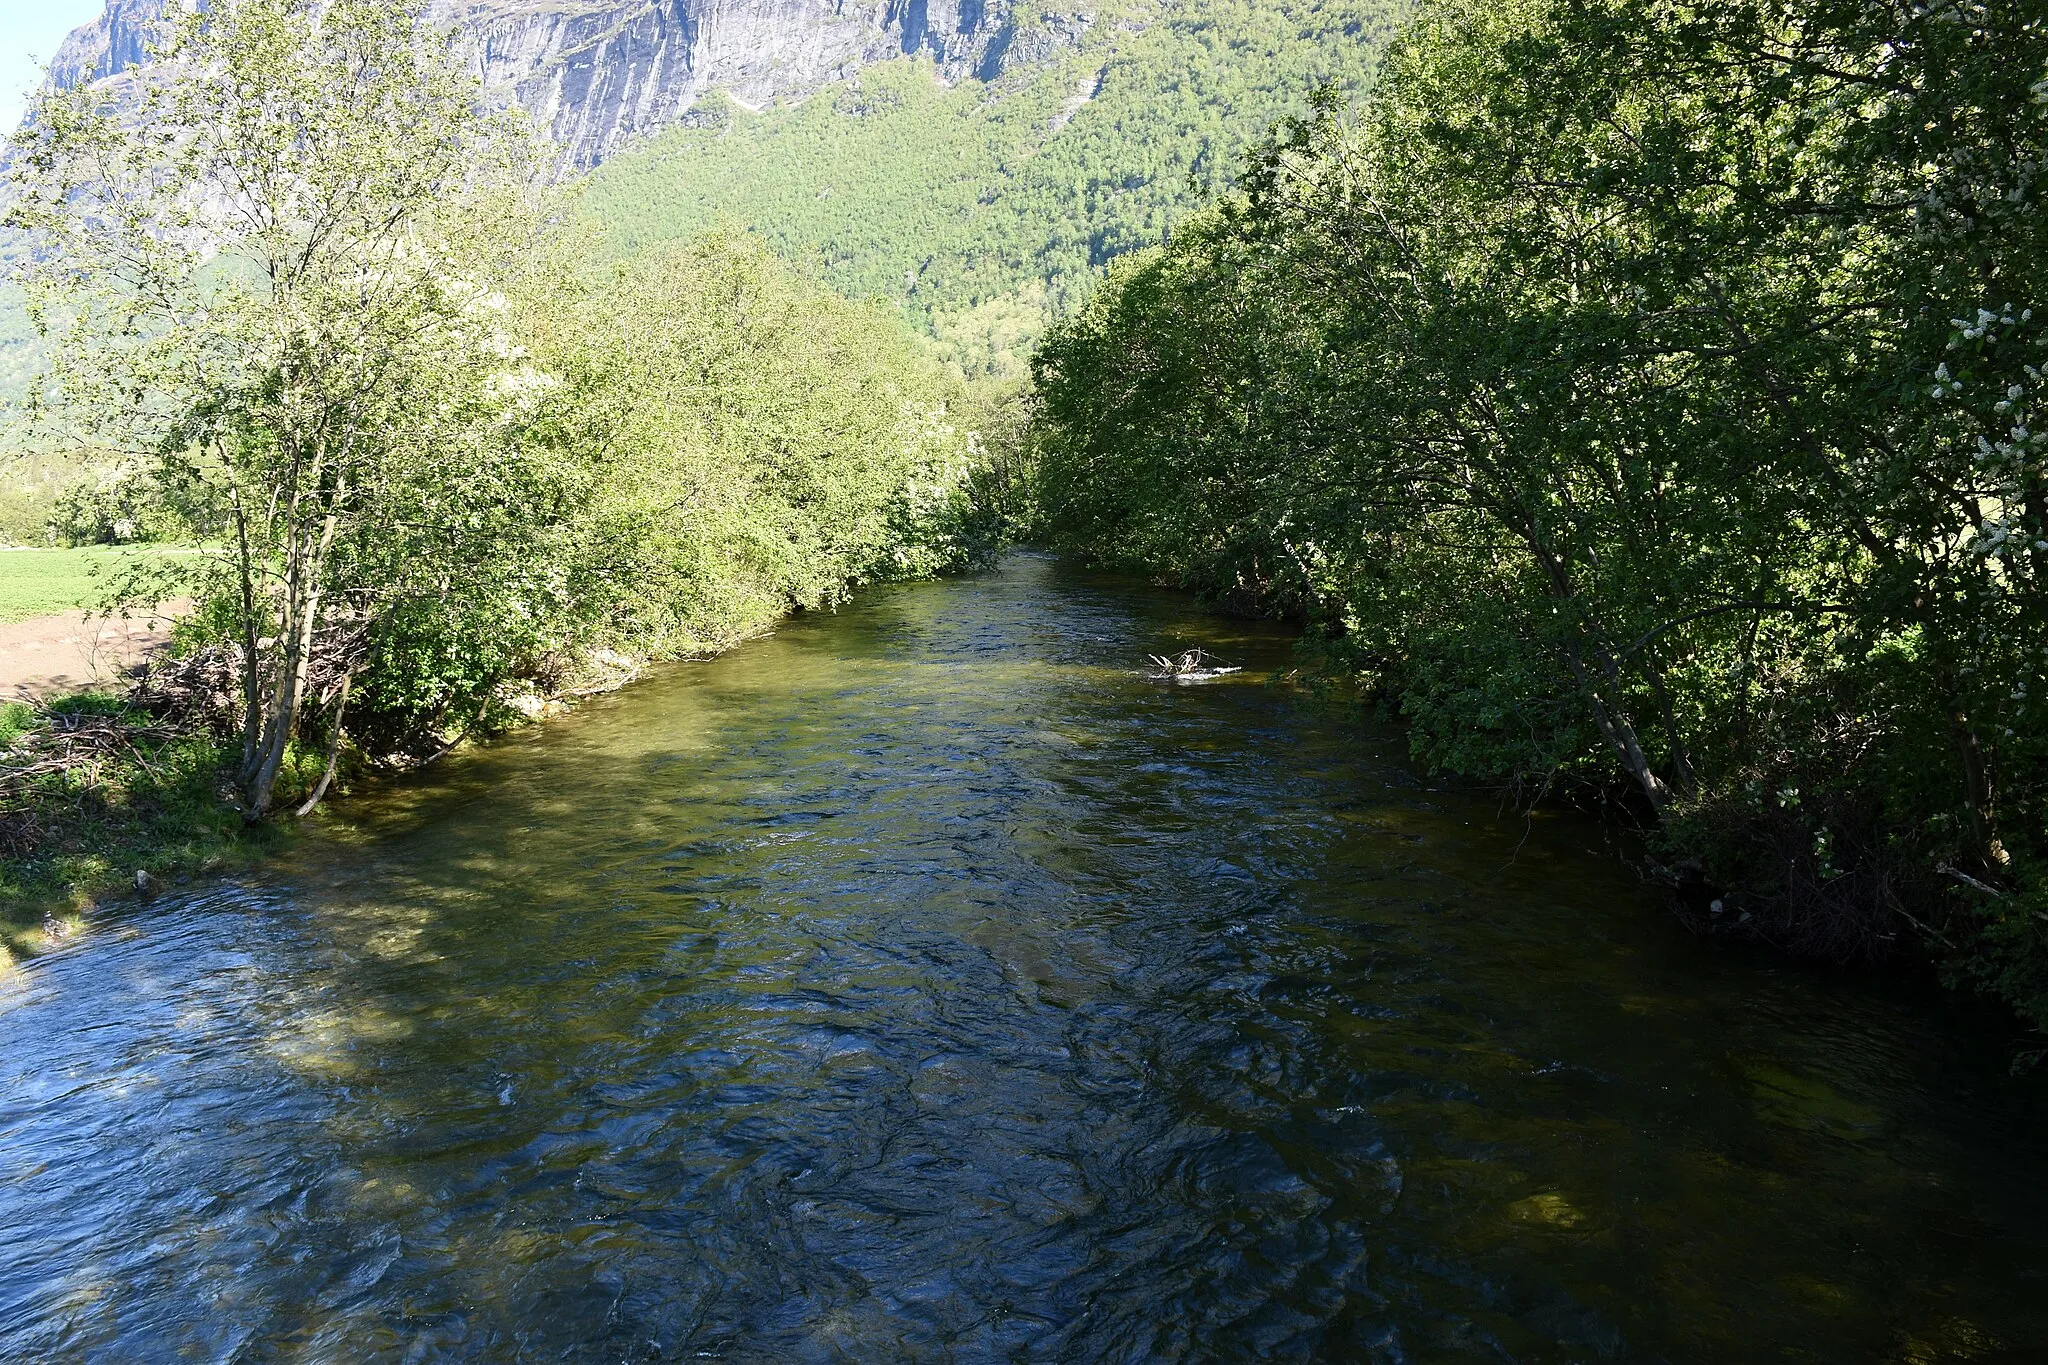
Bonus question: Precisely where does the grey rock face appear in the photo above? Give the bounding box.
[41,0,1045,170]
[46,0,169,93]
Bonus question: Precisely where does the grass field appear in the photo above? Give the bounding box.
[0,547,195,623]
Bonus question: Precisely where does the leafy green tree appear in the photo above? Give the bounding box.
[7,0,565,817]
[525,232,989,662]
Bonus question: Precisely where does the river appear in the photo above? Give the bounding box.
[2,554,2044,1361]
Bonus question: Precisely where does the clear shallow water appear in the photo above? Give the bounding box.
[2,554,2045,1362]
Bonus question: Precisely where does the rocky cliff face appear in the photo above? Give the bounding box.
[43,0,1048,170]
[45,1,164,94]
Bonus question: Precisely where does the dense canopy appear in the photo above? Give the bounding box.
[1032,0,2048,1030]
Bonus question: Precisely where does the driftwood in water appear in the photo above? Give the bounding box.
[1144,648,1243,681]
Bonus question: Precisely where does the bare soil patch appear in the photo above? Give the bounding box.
[0,606,184,701]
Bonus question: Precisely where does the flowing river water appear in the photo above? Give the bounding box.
[2,554,2045,1362]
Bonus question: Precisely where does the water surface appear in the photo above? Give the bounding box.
[3,555,2044,1361]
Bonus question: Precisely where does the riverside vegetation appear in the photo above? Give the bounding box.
[6,0,2048,1058]
[0,0,996,930]
[1031,0,2048,1038]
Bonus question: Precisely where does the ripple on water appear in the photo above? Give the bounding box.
[1,556,2045,1361]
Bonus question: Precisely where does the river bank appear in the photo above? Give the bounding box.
[0,588,815,958]
[0,636,655,960]
[0,694,281,964]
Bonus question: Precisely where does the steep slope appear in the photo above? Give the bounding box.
[40,0,1031,170]
[6,0,1408,408]
[584,0,1408,376]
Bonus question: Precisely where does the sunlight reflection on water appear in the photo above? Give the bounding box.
[1,554,2044,1361]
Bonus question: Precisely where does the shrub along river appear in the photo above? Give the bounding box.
[2,554,2045,1361]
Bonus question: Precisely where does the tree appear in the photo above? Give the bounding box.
[1032,0,2048,1024]
[6,0,559,817]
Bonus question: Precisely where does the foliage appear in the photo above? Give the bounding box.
[532,232,990,656]
[582,0,1408,379]
[336,228,992,756]
[0,231,46,408]
[1030,0,2048,1033]
[5,0,995,838]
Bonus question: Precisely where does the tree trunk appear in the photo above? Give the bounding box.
[244,463,346,819]
[1950,701,2004,875]
[246,575,322,818]
[1525,534,1683,809]
[1563,642,1676,809]
[230,483,265,783]
[295,669,353,817]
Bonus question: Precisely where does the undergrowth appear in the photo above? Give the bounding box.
[0,691,300,962]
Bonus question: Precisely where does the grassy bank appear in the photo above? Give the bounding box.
[0,692,292,967]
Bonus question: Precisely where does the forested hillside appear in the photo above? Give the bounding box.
[583,0,1408,378]
[0,268,38,415]
[1032,0,2048,1033]
[2,0,1407,425]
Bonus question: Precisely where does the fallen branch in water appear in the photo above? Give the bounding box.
[1145,648,1243,680]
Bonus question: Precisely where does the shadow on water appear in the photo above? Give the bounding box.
[1,553,2044,1361]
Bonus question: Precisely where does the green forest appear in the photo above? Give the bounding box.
[583,0,1406,378]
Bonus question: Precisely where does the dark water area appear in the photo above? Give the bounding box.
[2,553,2045,1362]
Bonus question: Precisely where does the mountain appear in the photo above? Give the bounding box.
[578,0,1406,376]
[43,0,1036,171]
[13,0,1408,390]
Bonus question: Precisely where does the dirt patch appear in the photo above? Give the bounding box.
[0,605,185,701]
